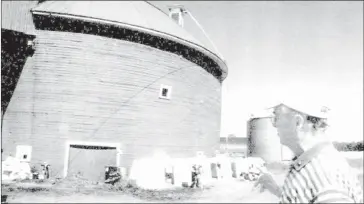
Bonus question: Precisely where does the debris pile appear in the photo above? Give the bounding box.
[236,157,267,181]
[105,166,122,185]
[1,156,32,182]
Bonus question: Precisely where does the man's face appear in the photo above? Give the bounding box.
[271,106,299,146]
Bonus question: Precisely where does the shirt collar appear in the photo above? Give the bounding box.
[291,141,333,171]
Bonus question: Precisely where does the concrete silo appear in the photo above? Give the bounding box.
[1,1,228,183]
[247,117,282,163]
[247,109,295,163]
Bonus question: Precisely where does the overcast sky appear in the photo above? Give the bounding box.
[152,1,363,142]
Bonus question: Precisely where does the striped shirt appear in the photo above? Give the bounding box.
[279,142,363,203]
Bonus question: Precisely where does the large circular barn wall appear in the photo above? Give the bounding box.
[2,30,222,176]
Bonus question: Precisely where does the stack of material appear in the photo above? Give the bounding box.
[215,154,233,180]
[238,157,266,181]
[129,151,174,190]
[1,156,32,181]
[233,157,250,176]
[105,166,122,185]
[200,157,213,185]
[173,158,192,187]
[165,165,174,184]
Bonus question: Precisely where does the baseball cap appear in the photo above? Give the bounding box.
[266,99,330,119]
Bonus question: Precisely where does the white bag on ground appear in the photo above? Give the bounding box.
[2,156,32,181]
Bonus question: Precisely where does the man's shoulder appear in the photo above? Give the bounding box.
[289,144,342,172]
[281,145,363,204]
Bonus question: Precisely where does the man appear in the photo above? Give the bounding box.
[255,102,363,203]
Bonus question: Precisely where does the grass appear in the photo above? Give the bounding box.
[2,176,200,203]
[1,180,52,193]
[122,186,201,202]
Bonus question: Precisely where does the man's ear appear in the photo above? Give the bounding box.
[294,114,305,130]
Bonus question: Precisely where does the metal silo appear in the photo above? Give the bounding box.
[247,117,282,163]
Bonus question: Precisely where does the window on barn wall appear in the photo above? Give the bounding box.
[15,145,32,162]
[159,84,172,100]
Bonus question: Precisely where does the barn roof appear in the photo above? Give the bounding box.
[1,1,39,35]
[30,1,228,80]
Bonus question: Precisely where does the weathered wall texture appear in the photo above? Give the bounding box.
[2,30,222,177]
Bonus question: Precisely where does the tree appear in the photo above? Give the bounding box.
[333,141,364,152]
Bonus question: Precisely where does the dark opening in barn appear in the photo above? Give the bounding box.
[67,145,117,181]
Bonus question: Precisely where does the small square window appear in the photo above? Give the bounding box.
[159,85,172,100]
[16,145,32,162]
[162,88,168,97]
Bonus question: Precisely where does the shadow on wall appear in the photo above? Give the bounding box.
[1,29,35,124]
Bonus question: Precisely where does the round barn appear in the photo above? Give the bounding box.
[1,1,228,183]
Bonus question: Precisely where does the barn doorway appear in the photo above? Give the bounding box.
[64,141,120,182]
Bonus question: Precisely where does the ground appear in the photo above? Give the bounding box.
[3,154,363,203]
[3,178,283,203]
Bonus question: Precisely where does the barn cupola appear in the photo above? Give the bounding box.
[167,5,187,27]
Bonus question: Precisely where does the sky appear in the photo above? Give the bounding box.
[152,1,363,142]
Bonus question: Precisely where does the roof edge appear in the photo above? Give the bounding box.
[30,10,228,81]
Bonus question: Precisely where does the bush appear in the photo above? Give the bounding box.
[334,141,364,152]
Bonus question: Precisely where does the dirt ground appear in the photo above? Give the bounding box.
[3,155,363,203]
[3,173,286,203]
[8,173,361,204]
[4,180,279,203]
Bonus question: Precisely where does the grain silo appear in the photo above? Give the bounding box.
[1,1,228,183]
[247,110,294,163]
[247,117,281,163]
